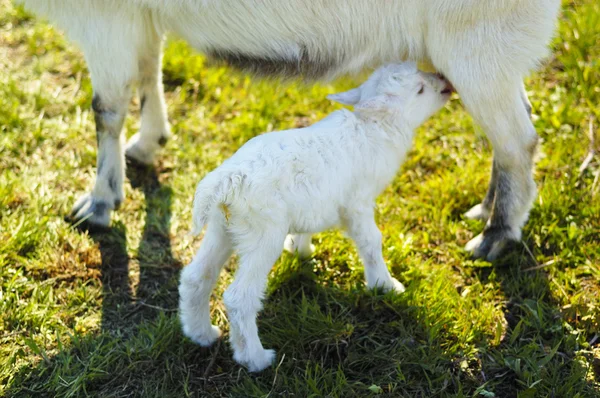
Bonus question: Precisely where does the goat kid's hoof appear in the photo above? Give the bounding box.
[371,278,406,294]
[234,348,276,373]
[184,325,222,347]
[463,203,490,222]
[389,278,406,293]
[125,133,164,165]
[465,230,516,261]
[69,194,113,228]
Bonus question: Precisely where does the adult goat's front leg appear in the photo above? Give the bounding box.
[461,82,538,260]
[68,10,152,227]
[70,85,132,226]
[125,34,171,165]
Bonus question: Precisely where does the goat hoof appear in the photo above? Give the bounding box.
[389,278,406,293]
[125,133,162,165]
[465,229,516,261]
[464,203,490,221]
[184,325,222,347]
[369,277,406,294]
[234,348,276,373]
[68,194,112,228]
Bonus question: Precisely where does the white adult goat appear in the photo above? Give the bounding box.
[18,0,560,260]
[180,63,452,372]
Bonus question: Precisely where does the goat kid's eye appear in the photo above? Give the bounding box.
[417,85,424,94]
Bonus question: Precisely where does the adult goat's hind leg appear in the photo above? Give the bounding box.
[464,82,533,223]
[459,81,538,260]
[125,32,171,165]
[520,81,533,119]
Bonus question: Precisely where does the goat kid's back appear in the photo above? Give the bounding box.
[191,110,407,236]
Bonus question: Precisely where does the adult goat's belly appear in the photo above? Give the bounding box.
[160,1,422,80]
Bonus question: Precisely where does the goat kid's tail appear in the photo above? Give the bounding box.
[191,169,244,235]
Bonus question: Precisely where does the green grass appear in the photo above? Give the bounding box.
[1,0,599,396]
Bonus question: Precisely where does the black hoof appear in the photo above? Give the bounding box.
[465,228,518,261]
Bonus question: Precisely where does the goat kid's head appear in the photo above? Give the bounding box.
[328,62,452,129]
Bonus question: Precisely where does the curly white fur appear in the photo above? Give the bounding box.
[179,63,451,372]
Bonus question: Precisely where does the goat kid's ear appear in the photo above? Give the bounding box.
[327,87,361,105]
[355,94,400,111]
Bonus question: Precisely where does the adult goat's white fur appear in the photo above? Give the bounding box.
[18,1,560,253]
[180,63,452,372]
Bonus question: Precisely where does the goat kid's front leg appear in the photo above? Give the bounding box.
[344,209,405,293]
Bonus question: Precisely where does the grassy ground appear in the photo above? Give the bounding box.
[1,0,599,396]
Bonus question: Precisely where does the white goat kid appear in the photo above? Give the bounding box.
[18,0,560,260]
[179,63,452,372]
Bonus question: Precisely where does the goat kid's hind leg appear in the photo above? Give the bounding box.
[344,209,405,293]
[459,81,537,260]
[224,228,285,372]
[283,233,315,259]
[464,82,533,222]
[179,217,232,346]
[125,33,171,165]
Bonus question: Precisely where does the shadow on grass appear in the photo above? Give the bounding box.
[471,243,597,398]
[92,163,181,332]
[5,209,598,396]
[6,244,479,396]
[4,164,185,397]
